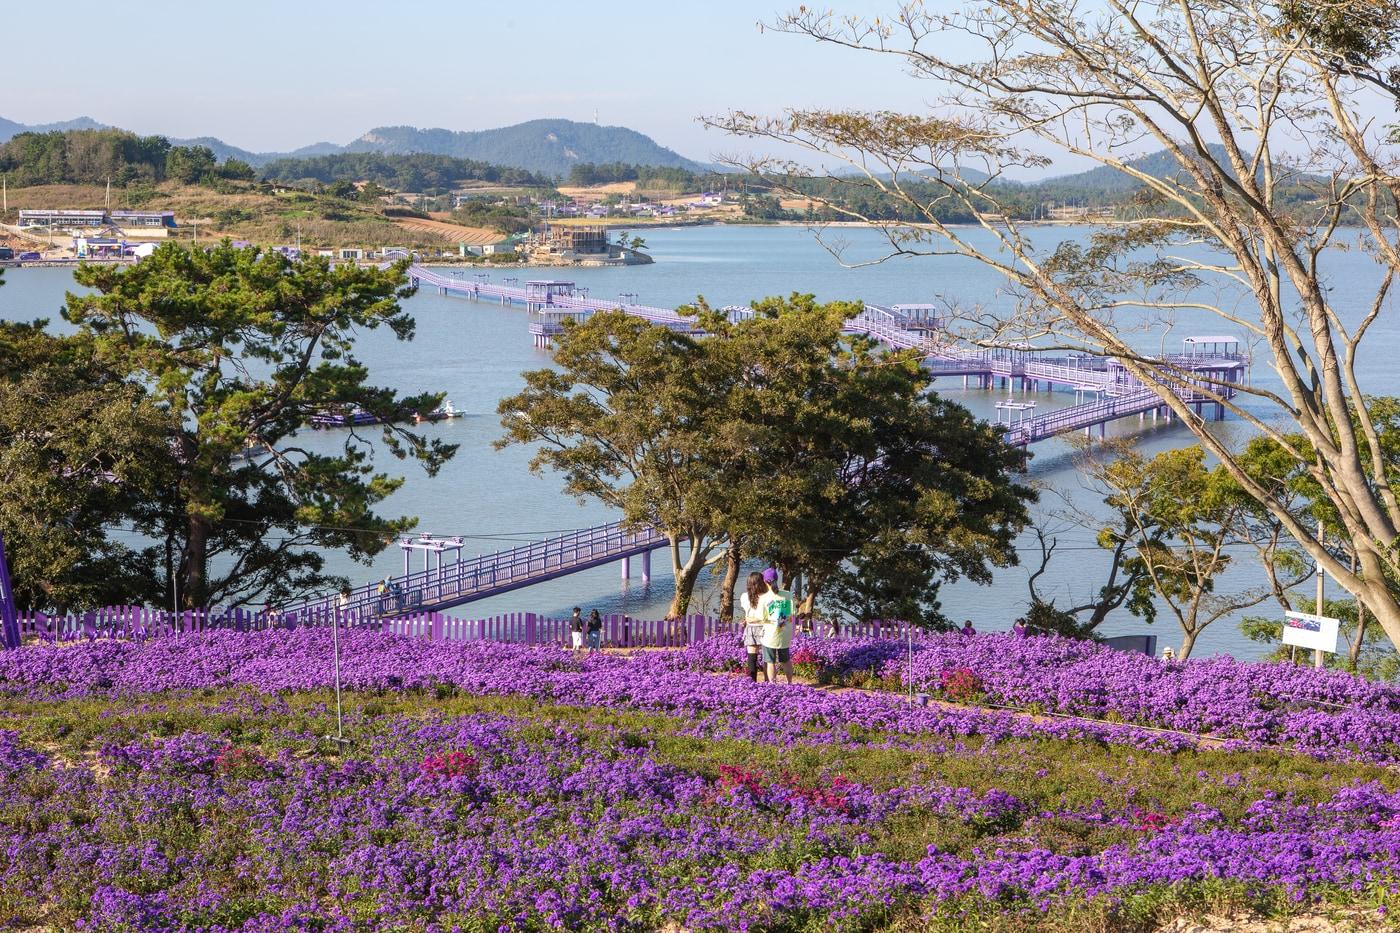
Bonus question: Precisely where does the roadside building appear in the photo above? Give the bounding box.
[110,210,177,238]
[18,209,107,231]
[73,237,128,259]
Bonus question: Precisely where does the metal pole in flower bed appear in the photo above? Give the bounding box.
[329,595,349,750]
[906,621,914,705]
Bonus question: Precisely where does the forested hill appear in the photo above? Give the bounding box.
[2,116,709,178]
[260,153,547,190]
[0,115,104,141]
[343,120,708,176]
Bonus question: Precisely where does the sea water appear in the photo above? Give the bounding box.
[3,224,1395,658]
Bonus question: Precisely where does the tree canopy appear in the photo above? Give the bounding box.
[0,129,254,187]
[0,242,459,612]
[260,153,546,192]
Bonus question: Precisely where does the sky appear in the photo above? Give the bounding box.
[6,0,937,164]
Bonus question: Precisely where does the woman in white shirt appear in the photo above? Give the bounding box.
[738,571,768,682]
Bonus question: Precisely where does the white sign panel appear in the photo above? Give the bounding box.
[1282,611,1340,654]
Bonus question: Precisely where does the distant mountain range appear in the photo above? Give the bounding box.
[0,116,711,177]
[0,115,106,139]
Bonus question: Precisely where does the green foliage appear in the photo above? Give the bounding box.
[1241,595,1400,681]
[0,129,170,186]
[260,152,546,192]
[566,162,710,189]
[0,130,252,188]
[1277,0,1400,74]
[164,145,217,184]
[497,312,722,616]
[1092,446,1277,657]
[48,242,457,608]
[449,198,530,235]
[1021,599,1100,639]
[0,321,172,608]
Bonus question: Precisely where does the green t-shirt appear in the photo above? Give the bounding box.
[759,589,795,650]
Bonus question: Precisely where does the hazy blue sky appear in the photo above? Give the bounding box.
[8,0,931,161]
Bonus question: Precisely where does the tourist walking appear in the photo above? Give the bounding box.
[1161,647,1176,662]
[739,571,769,682]
[569,607,585,651]
[760,568,796,685]
[586,609,603,652]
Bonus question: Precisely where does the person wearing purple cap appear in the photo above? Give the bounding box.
[738,571,769,682]
[759,568,796,685]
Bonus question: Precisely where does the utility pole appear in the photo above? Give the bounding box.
[1315,529,1326,670]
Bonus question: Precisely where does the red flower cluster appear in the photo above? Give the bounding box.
[716,765,851,813]
[716,764,767,796]
[420,751,480,780]
[1135,810,1173,832]
[790,647,821,667]
[777,770,852,813]
[213,746,263,777]
[940,668,985,703]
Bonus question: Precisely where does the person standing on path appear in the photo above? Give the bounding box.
[586,609,603,652]
[569,607,585,652]
[759,568,796,685]
[739,571,769,682]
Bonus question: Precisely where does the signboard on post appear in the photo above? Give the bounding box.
[1282,611,1340,654]
[0,533,20,650]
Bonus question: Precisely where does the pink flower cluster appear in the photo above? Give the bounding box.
[419,750,480,780]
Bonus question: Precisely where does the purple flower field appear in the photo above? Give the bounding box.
[677,632,1400,765]
[1,630,1399,930]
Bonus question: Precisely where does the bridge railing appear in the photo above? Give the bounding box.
[1004,390,1161,445]
[1022,360,1117,388]
[10,605,923,650]
[285,520,667,619]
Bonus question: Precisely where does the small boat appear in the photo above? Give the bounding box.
[311,406,383,428]
[415,400,465,423]
[313,401,465,429]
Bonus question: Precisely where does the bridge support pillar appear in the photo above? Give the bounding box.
[1217,402,1226,421]
[620,556,630,581]
[641,551,651,583]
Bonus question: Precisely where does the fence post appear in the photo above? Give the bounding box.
[431,612,444,643]
[525,612,536,645]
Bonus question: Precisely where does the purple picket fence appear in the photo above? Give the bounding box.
[11,606,914,649]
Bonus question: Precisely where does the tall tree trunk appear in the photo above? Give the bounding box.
[1348,551,1365,673]
[1349,605,1368,672]
[666,533,709,619]
[719,540,741,621]
[1178,629,1198,661]
[183,514,209,609]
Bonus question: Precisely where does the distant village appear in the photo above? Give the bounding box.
[0,186,741,265]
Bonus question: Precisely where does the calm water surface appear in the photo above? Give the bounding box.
[3,225,1396,659]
